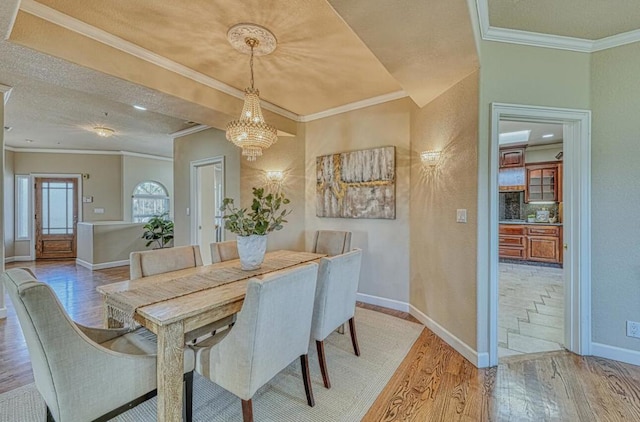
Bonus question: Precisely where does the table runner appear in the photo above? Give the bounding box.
[105,250,323,327]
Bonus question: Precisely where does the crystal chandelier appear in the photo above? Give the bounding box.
[226,24,278,161]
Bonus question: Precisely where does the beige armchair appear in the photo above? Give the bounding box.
[2,268,195,422]
[129,244,203,280]
[193,263,319,422]
[310,249,363,389]
[312,230,352,256]
[210,240,239,264]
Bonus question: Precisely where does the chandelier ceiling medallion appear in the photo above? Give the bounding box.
[226,23,278,161]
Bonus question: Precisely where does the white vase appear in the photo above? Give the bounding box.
[237,234,267,270]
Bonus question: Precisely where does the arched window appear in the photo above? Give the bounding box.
[132,181,170,222]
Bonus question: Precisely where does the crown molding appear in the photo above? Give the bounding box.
[169,124,211,138]
[19,0,299,122]
[475,0,640,53]
[299,91,408,122]
[0,83,12,105]
[592,28,640,52]
[4,146,172,160]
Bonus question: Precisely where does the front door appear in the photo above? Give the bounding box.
[35,177,78,259]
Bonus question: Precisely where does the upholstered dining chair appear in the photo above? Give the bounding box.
[2,268,195,422]
[311,248,363,389]
[210,240,239,264]
[312,230,352,256]
[192,263,319,422]
[130,244,232,342]
[129,244,203,280]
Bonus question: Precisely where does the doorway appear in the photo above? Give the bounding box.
[488,103,592,366]
[190,157,225,265]
[497,120,565,357]
[34,177,78,259]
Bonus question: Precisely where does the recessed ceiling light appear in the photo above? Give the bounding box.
[133,105,147,111]
[542,133,554,138]
[25,139,34,143]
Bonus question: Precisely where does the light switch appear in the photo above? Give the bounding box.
[94,208,105,214]
[456,209,467,223]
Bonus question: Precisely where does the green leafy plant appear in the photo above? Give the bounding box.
[220,187,291,236]
[141,213,174,248]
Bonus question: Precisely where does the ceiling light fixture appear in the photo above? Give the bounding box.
[225,23,278,161]
[542,133,554,138]
[93,126,115,138]
[133,105,147,111]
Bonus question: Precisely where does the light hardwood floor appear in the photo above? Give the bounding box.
[3,260,640,421]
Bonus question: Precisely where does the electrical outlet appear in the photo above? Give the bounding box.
[626,321,640,338]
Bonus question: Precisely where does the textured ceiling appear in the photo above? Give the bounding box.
[488,0,640,40]
[328,0,478,108]
[1,0,479,157]
[29,0,402,116]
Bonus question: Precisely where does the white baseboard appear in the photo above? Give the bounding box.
[356,292,409,312]
[76,258,129,271]
[4,256,34,263]
[409,304,480,367]
[477,352,490,368]
[0,307,6,319]
[592,342,640,367]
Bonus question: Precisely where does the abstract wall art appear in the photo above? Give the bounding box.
[316,146,395,219]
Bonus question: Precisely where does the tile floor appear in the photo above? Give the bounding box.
[498,262,564,358]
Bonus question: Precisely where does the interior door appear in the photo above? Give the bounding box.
[35,177,78,259]
[195,162,224,265]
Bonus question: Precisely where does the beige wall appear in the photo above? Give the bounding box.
[591,42,640,352]
[304,99,412,303]
[524,143,563,164]
[410,72,479,348]
[241,130,306,252]
[173,128,240,246]
[77,222,149,265]
[477,41,591,354]
[13,152,123,221]
[122,155,173,221]
[4,150,14,258]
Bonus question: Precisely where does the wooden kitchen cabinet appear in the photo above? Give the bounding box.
[499,147,525,168]
[499,224,563,264]
[499,225,526,260]
[526,163,558,202]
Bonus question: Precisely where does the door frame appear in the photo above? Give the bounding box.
[488,103,591,366]
[30,173,83,260]
[189,156,225,247]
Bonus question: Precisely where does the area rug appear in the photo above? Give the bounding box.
[0,307,422,422]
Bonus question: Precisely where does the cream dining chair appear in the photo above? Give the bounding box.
[129,244,203,280]
[192,263,319,422]
[130,244,232,342]
[210,240,239,264]
[310,248,363,389]
[312,230,352,256]
[2,268,195,422]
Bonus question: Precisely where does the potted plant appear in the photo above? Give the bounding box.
[220,187,291,270]
[141,213,174,249]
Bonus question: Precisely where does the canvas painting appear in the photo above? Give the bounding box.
[316,146,395,219]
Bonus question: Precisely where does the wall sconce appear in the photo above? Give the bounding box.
[420,150,441,166]
[265,171,284,182]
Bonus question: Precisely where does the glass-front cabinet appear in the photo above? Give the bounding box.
[526,164,558,202]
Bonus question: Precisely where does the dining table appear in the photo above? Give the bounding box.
[97,249,325,422]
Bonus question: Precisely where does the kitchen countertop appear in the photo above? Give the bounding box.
[500,220,563,226]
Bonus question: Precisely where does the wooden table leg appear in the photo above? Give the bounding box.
[157,321,185,422]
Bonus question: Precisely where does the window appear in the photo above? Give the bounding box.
[15,175,30,240]
[132,181,170,222]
